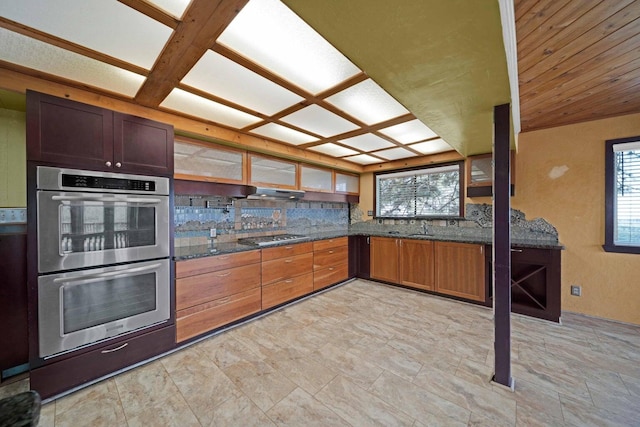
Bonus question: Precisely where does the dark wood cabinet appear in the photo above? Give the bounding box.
[0,231,28,380]
[348,235,370,279]
[434,241,486,302]
[27,90,173,176]
[487,246,561,322]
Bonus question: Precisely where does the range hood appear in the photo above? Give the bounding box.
[247,187,305,200]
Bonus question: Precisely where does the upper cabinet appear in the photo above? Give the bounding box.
[300,164,333,192]
[248,154,297,189]
[335,172,359,194]
[27,91,174,176]
[174,140,245,184]
[465,152,515,197]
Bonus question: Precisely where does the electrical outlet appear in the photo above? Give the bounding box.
[570,285,581,296]
[367,210,373,216]
[209,228,217,238]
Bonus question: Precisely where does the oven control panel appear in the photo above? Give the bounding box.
[61,174,156,192]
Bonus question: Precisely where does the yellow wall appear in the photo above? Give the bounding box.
[357,112,640,325]
[0,108,26,207]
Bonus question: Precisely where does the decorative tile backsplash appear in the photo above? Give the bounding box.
[174,195,349,247]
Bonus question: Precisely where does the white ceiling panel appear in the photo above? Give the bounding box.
[339,133,395,152]
[309,143,359,157]
[250,123,317,145]
[161,88,262,128]
[409,138,454,155]
[147,0,191,19]
[0,0,173,69]
[217,0,360,94]
[280,105,359,137]
[182,50,303,115]
[378,119,439,144]
[325,79,409,125]
[0,28,145,97]
[374,147,417,160]
[343,154,383,165]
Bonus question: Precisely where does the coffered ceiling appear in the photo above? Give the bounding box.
[2,1,636,169]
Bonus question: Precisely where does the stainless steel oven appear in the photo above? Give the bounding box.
[35,166,171,358]
[38,259,170,358]
[37,166,170,273]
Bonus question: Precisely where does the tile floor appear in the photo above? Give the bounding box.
[2,279,639,426]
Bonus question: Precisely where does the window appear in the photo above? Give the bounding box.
[375,163,463,218]
[604,137,640,253]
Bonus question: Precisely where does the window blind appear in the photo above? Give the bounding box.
[376,164,461,218]
[614,141,640,246]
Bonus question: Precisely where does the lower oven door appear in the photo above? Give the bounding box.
[38,259,170,358]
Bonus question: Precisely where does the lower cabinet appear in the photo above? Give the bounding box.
[434,241,486,302]
[261,242,313,309]
[30,324,175,399]
[370,236,400,283]
[400,239,435,291]
[313,237,349,290]
[175,250,262,342]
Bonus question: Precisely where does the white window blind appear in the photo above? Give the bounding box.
[376,164,461,218]
[613,141,640,246]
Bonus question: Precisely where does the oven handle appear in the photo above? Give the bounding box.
[51,195,163,204]
[52,263,162,283]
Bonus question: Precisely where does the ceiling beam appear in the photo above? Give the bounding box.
[134,0,249,107]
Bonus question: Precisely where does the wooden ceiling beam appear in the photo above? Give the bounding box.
[134,0,249,107]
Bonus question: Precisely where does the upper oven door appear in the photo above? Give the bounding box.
[37,190,170,273]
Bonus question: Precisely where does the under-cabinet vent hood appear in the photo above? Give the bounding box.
[247,187,305,200]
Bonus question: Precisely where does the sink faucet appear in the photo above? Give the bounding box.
[422,223,431,235]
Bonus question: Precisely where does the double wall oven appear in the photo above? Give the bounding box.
[36,166,171,358]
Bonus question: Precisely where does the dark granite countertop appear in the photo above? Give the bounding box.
[174,229,563,260]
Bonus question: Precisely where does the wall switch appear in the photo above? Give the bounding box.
[570,285,581,296]
[209,228,217,238]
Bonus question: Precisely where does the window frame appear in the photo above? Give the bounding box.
[374,161,465,219]
[604,136,640,254]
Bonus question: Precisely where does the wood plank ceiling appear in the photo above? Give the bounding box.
[516,0,640,132]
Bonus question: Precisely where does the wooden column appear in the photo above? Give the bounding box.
[493,103,513,388]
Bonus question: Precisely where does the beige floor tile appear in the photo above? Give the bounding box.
[511,379,564,427]
[53,379,126,427]
[369,370,470,425]
[196,333,263,369]
[265,350,338,395]
[315,375,414,426]
[38,402,56,427]
[161,346,243,426]
[266,387,349,426]
[348,336,423,381]
[560,394,638,427]
[311,342,384,389]
[620,373,640,397]
[221,359,297,412]
[414,365,517,426]
[0,378,29,400]
[208,394,275,427]
[114,361,200,427]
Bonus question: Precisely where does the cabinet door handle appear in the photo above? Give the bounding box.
[285,246,293,250]
[284,259,293,263]
[101,342,128,354]
[511,249,523,252]
[285,279,293,283]
[105,161,112,167]
[216,272,231,277]
[329,250,334,254]
[366,236,370,244]
[329,267,334,271]
[115,162,122,168]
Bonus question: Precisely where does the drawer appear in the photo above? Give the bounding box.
[176,250,261,278]
[262,252,313,285]
[313,237,348,251]
[262,272,314,310]
[313,263,349,291]
[313,245,348,270]
[176,263,261,310]
[261,241,313,261]
[176,287,261,342]
[30,324,175,399]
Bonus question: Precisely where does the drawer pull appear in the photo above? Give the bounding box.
[216,272,231,277]
[101,343,128,354]
[218,256,229,260]
[329,267,335,271]
[285,246,293,249]
[285,259,293,263]
[218,297,231,304]
[329,250,334,254]
[285,279,293,283]
[511,249,523,253]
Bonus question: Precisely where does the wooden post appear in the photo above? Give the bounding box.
[493,103,513,389]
